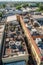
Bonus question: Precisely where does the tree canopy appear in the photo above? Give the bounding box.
[0,12,2,17]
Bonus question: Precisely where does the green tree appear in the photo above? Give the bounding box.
[3,4,6,8]
[36,3,43,12]
[39,5,43,11]
[0,12,2,17]
[16,6,21,10]
[23,3,29,7]
[36,3,39,7]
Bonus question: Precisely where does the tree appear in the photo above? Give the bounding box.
[23,3,29,7]
[3,4,6,8]
[39,5,43,11]
[36,3,43,12]
[16,6,21,10]
[36,3,39,7]
[0,12,2,17]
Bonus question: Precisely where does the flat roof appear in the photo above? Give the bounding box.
[31,15,43,19]
[7,15,17,22]
[2,20,28,63]
[22,14,43,58]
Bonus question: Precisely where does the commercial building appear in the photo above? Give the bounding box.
[0,13,43,65]
[2,15,28,64]
[17,14,43,65]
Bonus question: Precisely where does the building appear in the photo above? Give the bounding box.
[0,23,5,63]
[2,15,28,64]
[17,14,43,65]
[31,14,43,26]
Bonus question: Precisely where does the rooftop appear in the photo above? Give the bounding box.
[23,15,43,36]
[2,19,28,63]
[22,14,43,58]
[7,15,17,22]
[31,14,43,26]
[32,15,43,19]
